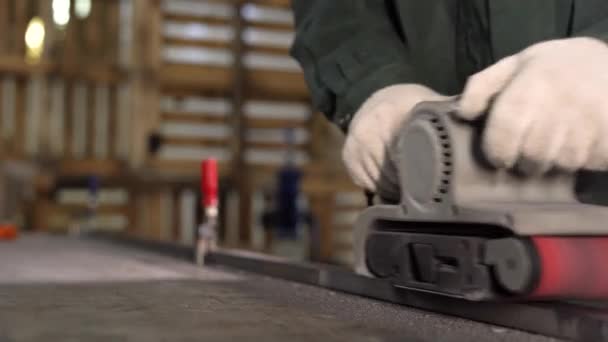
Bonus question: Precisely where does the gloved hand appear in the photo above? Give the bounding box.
[458,37,608,173]
[342,84,448,200]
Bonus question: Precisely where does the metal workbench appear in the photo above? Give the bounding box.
[0,234,559,342]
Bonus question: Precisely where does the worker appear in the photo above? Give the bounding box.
[290,1,608,201]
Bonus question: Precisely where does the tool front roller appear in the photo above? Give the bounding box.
[354,100,608,301]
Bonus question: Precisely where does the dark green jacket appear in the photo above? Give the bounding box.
[290,0,608,131]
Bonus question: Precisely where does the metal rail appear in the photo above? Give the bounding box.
[93,233,608,342]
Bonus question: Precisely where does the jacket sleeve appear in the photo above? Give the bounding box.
[570,0,608,41]
[290,0,418,131]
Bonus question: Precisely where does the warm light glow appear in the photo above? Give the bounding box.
[25,17,45,61]
[52,0,71,26]
[75,0,92,19]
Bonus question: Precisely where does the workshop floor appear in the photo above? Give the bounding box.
[0,235,559,342]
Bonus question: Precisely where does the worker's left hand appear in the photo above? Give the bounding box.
[457,37,608,173]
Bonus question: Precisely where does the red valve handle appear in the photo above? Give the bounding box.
[201,159,218,208]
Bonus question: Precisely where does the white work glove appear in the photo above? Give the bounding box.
[342,84,448,200]
[458,37,608,173]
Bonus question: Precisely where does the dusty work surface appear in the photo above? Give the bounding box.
[0,234,558,342]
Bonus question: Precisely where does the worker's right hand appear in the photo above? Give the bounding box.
[342,84,448,200]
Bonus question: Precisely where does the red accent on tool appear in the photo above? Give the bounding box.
[201,159,218,208]
[530,237,608,299]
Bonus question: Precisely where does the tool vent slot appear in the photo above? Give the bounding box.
[430,116,452,203]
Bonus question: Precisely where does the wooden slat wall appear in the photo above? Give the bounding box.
[236,2,312,245]
[0,0,132,233]
[155,0,310,170]
[0,0,366,259]
[149,0,314,246]
[330,190,367,265]
[155,0,235,172]
[0,0,128,162]
[0,70,126,163]
[39,186,130,233]
[151,0,358,252]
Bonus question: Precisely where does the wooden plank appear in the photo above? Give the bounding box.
[83,0,105,63]
[244,20,293,31]
[13,0,27,57]
[86,82,95,158]
[38,0,54,61]
[155,189,167,240]
[69,81,87,159]
[231,2,253,246]
[244,164,312,177]
[246,70,309,100]
[32,199,52,231]
[129,166,202,187]
[127,0,162,167]
[12,77,25,156]
[172,189,181,241]
[332,240,354,252]
[138,192,152,238]
[107,86,117,159]
[145,190,163,240]
[301,175,362,195]
[0,76,3,152]
[246,163,312,174]
[83,67,124,84]
[245,44,290,56]
[160,86,231,99]
[59,65,124,84]
[86,0,120,66]
[63,81,74,159]
[130,77,160,167]
[61,2,78,67]
[0,0,8,54]
[243,164,280,174]
[0,76,2,150]
[245,117,307,129]
[0,56,56,74]
[162,136,230,147]
[163,13,232,26]
[34,200,131,232]
[52,204,131,216]
[105,0,121,66]
[309,192,335,262]
[28,74,49,157]
[163,37,231,50]
[92,84,110,159]
[58,159,125,177]
[246,141,306,149]
[160,64,233,94]
[161,112,228,124]
[135,0,162,70]
[126,189,138,234]
[160,188,173,240]
[243,167,276,185]
[307,108,329,166]
[114,83,130,160]
[148,159,203,173]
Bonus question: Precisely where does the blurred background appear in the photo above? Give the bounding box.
[0,0,366,267]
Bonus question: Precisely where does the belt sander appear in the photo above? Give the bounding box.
[354,100,608,301]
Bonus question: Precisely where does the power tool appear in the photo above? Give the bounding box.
[354,100,608,301]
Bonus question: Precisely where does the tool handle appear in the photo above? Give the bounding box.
[443,98,495,170]
[201,159,218,208]
[467,114,496,170]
